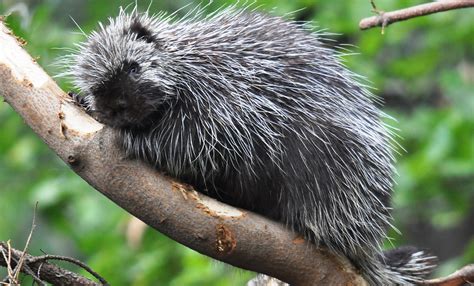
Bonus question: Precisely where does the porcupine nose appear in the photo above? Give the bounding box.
[116,99,127,110]
[104,98,127,118]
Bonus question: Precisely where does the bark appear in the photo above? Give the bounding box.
[359,0,474,30]
[0,242,100,286]
[0,21,366,286]
[421,264,474,286]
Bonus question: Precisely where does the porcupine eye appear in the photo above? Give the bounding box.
[127,62,140,76]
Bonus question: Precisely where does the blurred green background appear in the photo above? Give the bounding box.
[0,0,472,285]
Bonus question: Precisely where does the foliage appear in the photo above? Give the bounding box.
[0,0,472,284]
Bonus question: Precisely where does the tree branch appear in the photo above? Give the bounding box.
[359,0,474,31]
[0,21,366,285]
[0,242,100,286]
[421,264,474,286]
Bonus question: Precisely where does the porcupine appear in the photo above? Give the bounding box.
[63,5,437,285]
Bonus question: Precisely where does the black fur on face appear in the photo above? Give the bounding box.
[91,60,162,129]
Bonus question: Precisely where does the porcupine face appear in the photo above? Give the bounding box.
[71,14,170,129]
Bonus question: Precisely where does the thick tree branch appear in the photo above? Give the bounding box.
[359,0,474,31]
[0,22,366,285]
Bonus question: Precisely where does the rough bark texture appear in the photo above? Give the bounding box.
[0,242,100,285]
[0,22,367,285]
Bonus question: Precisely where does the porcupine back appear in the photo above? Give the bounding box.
[66,6,436,285]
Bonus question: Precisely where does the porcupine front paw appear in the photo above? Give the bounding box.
[68,91,88,109]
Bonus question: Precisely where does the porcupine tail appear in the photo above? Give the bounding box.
[381,246,437,285]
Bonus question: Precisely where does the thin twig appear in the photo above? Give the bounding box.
[13,202,38,282]
[0,241,14,284]
[6,249,45,286]
[359,0,474,31]
[30,254,109,285]
[0,242,100,286]
[1,242,45,285]
[0,204,104,285]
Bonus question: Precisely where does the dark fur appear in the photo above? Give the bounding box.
[66,6,436,285]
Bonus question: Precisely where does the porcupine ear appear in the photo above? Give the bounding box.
[130,18,155,44]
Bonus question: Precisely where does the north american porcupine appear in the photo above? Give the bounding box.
[61,4,437,285]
